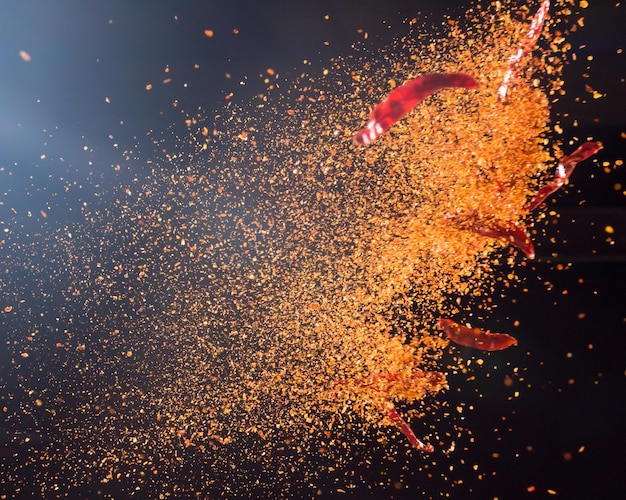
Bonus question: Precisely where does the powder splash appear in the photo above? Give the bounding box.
[0,1,600,497]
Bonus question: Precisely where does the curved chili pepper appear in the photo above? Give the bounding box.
[525,141,603,211]
[498,0,550,102]
[354,72,479,146]
[438,318,518,351]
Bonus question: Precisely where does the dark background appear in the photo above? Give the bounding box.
[1,1,624,498]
